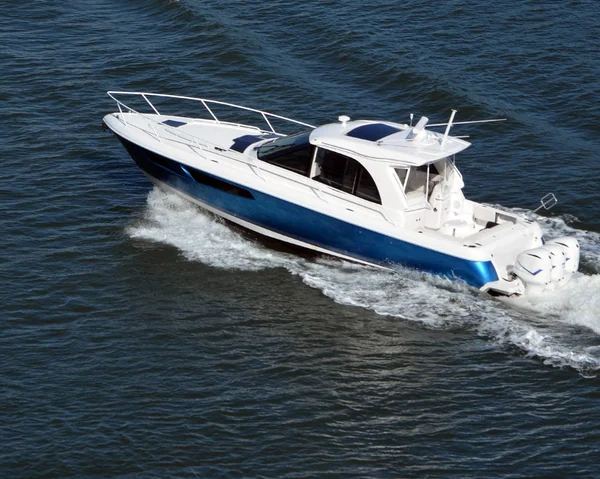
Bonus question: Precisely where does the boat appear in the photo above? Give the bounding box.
[103,91,580,297]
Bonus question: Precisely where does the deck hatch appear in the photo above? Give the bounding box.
[162,119,187,127]
[346,123,401,141]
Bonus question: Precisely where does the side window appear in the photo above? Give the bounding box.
[313,149,357,193]
[416,163,439,175]
[395,168,408,187]
[313,149,381,204]
[257,130,314,177]
[262,146,314,176]
[404,163,438,194]
[405,167,427,193]
[355,168,381,203]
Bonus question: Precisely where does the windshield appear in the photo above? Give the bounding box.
[257,130,313,160]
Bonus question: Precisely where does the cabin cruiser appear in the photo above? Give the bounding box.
[103,91,580,297]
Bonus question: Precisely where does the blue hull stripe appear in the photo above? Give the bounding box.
[116,136,499,288]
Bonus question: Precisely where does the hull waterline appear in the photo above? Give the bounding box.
[117,134,498,288]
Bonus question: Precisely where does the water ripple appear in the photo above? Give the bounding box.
[2,0,600,477]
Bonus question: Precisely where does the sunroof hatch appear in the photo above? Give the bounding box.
[346,123,401,141]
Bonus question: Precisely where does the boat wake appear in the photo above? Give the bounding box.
[128,188,600,376]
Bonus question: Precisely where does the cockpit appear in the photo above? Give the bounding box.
[394,158,460,208]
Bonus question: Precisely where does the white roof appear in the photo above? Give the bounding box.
[309,119,470,166]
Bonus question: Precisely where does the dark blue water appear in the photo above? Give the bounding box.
[2,1,600,477]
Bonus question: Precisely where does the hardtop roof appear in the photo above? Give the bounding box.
[309,119,470,166]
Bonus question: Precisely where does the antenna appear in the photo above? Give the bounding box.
[442,109,457,146]
[429,118,506,127]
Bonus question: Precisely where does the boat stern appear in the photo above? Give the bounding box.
[481,235,580,297]
[511,236,580,296]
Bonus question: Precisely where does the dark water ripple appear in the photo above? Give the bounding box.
[2,0,600,477]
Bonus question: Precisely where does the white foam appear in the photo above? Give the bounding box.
[492,205,600,339]
[506,273,600,335]
[477,317,600,376]
[127,188,296,271]
[128,188,600,376]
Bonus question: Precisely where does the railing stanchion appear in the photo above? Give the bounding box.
[262,113,275,133]
[142,94,160,115]
[117,103,127,126]
[201,100,219,123]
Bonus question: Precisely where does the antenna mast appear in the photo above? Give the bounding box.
[442,109,457,146]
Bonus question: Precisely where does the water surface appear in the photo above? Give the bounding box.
[2,1,600,477]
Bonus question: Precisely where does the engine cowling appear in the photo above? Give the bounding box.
[547,237,580,276]
[513,247,553,295]
[512,237,580,295]
[544,243,566,283]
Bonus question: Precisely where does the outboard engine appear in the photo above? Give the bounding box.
[512,237,580,295]
[513,247,553,296]
[544,243,566,283]
[547,237,580,277]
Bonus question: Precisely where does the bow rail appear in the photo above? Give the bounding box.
[107,91,315,134]
[106,91,316,180]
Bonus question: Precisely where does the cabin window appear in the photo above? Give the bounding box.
[355,168,380,203]
[405,167,428,194]
[257,130,314,176]
[313,149,381,204]
[313,149,357,193]
[396,164,440,199]
[416,163,439,175]
[185,166,254,199]
[146,150,180,173]
[261,146,314,176]
[395,168,408,188]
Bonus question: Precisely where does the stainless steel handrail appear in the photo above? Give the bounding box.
[107,91,315,132]
[107,91,315,179]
